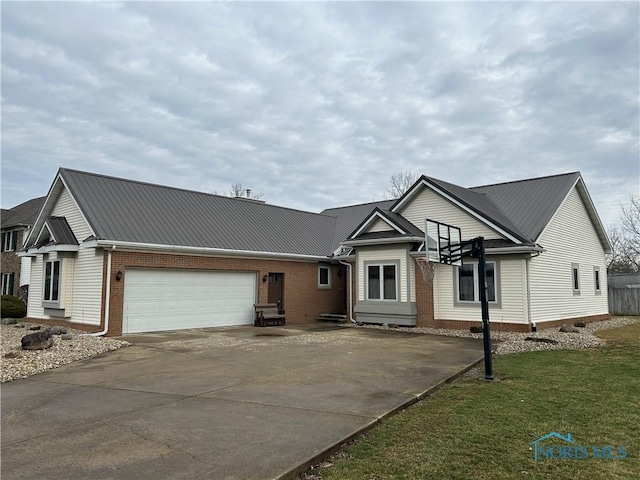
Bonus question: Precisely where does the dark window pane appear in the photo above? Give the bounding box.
[10,231,18,251]
[319,267,329,285]
[44,262,52,301]
[486,263,496,302]
[573,267,579,291]
[368,265,380,299]
[383,265,396,300]
[595,270,600,290]
[458,264,475,301]
[52,261,60,301]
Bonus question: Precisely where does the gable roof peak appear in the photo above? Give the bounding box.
[470,171,581,190]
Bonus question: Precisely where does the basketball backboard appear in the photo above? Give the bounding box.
[425,219,462,266]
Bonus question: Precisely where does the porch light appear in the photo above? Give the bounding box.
[115,271,123,281]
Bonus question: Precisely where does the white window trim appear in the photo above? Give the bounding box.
[572,263,580,295]
[2,230,18,252]
[1,272,15,295]
[318,264,331,289]
[593,266,601,295]
[43,259,62,305]
[366,263,398,301]
[454,261,500,306]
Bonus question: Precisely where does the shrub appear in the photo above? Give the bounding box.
[1,295,26,318]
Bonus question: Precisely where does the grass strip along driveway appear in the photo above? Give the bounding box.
[309,321,639,480]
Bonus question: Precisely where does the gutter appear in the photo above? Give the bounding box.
[89,240,330,262]
[341,236,424,247]
[339,260,356,324]
[86,245,115,337]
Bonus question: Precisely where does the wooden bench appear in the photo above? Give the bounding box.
[254,303,286,327]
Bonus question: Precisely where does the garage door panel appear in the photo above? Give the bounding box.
[123,269,257,334]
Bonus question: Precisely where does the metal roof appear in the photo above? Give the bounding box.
[1,196,46,229]
[397,176,534,243]
[57,168,337,257]
[45,216,78,246]
[321,200,394,252]
[470,172,581,242]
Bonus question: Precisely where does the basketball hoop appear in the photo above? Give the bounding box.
[415,257,435,282]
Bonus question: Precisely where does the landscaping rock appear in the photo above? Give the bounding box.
[29,325,42,331]
[49,326,68,335]
[524,337,559,344]
[559,324,580,333]
[4,351,22,359]
[14,323,25,328]
[21,330,54,350]
[61,333,73,341]
[470,326,483,334]
[1,318,18,325]
[574,321,587,328]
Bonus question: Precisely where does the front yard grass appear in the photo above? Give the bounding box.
[312,322,640,480]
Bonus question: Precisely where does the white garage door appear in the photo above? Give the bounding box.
[123,269,257,334]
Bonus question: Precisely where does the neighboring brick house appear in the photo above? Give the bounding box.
[1,197,45,296]
[20,168,610,336]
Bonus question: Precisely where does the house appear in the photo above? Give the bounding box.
[333,173,610,331]
[19,168,610,335]
[1,196,45,297]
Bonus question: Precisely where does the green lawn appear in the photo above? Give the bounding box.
[311,322,640,480]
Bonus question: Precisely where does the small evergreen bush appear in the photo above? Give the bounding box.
[1,295,26,318]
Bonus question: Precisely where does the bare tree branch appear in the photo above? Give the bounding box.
[607,194,640,273]
[384,171,418,199]
[229,182,263,200]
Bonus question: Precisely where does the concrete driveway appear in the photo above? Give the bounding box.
[1,324,484,480]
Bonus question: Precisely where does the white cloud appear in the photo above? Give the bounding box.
[1,1,638,230]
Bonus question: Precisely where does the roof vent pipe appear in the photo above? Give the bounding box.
[246,188,251,198]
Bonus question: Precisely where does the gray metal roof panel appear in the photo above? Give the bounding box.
[59,169,336,257]
[380,210,424,237]
[321,200,395,251]
[422,177,534,243]
[47,216,78,245]
[470,172,580,242]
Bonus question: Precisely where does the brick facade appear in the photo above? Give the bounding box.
[98,250,347,336]
[1,228,25,296]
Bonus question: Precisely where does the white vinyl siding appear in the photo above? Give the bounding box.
[27,256,45,318]
[26,185,104,325]
[366,218,396,233]
[434,256,528,324]
[51,188,92,242]
[409,256,416,302]
[529,187,608,323]
[398,187,502,240]
[358,247,408,302]
[69,248,103,325]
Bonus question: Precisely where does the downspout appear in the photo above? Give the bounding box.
[87,245,115,336]
[339,260,356,323]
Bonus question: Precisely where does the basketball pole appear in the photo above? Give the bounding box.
[473,237,494,380]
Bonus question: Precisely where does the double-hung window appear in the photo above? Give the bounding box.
[1,230,18,252]
[44,260,61,303]
[367,264,397,300]
[456,262,498,304]
[1,273,15,295]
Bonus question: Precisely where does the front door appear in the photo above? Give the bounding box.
[267,273,284,310]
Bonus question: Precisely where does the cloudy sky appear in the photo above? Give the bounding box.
[2,1,638,229]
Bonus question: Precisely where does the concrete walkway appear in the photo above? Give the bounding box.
[1,324,484,479]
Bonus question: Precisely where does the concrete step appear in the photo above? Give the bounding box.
[316,313,347,323]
